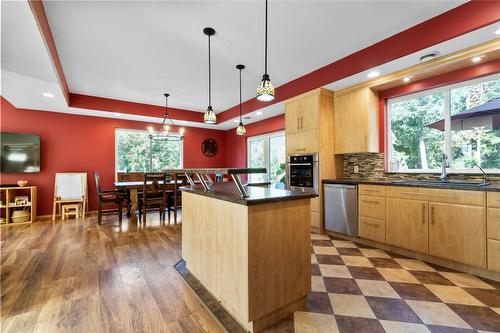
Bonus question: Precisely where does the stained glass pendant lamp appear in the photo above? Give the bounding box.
[236,64,246,136]
[256,0,275,102]
[203,27,217,124]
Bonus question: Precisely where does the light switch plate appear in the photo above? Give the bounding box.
[353,166,359,174]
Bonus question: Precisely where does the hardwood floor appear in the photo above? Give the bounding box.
[0,212,225,333]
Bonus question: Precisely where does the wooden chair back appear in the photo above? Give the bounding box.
[143,173,168,196]
[93,171,103,196]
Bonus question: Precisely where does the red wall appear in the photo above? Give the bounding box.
[224,114,285,168]
[0,97,226,215]
[378,59,500,153]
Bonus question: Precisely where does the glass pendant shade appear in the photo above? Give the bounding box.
[236,122,246,136]
[204,106,217,124]
[256,74,275,102]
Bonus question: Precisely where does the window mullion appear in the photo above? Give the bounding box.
[443,90,452,167]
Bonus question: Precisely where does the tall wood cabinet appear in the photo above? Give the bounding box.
[284,88,338,233]
[333,87,379,154]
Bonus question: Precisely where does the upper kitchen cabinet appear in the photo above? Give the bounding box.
[285,92,320,134]
[284,88,338,233]
[334,87,379,154]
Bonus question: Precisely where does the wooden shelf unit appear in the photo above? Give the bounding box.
[0,186,37,226]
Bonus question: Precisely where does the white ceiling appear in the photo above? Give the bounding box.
[42,0,466,113]
[2,0,498,131]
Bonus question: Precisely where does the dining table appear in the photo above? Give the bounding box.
[114,179,184,224]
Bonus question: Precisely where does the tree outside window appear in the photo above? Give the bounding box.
[388,74,500,173]
[116,129,182,172]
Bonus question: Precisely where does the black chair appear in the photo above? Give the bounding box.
[138,173,173,224]
[93,171,126,225]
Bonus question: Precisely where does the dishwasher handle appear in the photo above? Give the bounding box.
[324,184,357,190]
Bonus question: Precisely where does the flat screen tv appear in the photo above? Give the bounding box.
[0,132,40,173]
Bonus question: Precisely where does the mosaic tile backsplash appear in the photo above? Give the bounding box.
[342,153,500,183]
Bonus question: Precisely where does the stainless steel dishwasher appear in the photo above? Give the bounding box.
[324,183,358,236]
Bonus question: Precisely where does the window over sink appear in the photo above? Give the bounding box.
[387,73,500,173]
[115,129,183,172]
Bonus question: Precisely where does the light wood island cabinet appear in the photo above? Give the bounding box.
[182,184,314,332]
[333,87,379,154]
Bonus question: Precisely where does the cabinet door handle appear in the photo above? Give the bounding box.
[301,116,304,130]
[362,189,380,193]
[431,206,435,225]
[297,117,299,130]
[422,205,425,224]
[362,221,379,227]
[362,200,379,204]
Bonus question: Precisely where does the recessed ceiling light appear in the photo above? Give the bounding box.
[495,28,500,35]
[114,113,121,116]
[233,119,240,123]
[419,51,439,62]
[182,121,187,124]
[471,56,482,63]
[256,111,263,116]
[367,71,380,78]
[403,77,412,83]
[42,92,54,98]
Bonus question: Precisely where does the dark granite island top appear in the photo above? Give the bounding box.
[180,182,317,206]
[323,179,500,192]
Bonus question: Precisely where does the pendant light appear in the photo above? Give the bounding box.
[236,64,246,136]
[147,93,184,140]
[256,0,275,102]
[203,27,217,124]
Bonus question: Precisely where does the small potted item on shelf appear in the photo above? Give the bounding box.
[11,208,30,223]
[17,180,29,187]
[14,196,29,206]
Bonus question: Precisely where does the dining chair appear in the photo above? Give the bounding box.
[93,171,126,225]
[138,173,173,224]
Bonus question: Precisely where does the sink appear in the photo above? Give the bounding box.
[390,180,490,187]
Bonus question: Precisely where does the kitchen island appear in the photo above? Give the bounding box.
[180,181,316,332]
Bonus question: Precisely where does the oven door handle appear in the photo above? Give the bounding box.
[289,163,313,166]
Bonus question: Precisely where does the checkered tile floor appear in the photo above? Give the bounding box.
[294,234,500,333]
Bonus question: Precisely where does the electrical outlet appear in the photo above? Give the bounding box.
[353,166,359,174]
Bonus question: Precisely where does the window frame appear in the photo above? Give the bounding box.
[246,130,285,183]
[115,128,184,174]
[386,73,500,174]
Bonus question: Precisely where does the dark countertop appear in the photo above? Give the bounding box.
[323,179,500,192]
[180,182,317,206]
[163,168,266,175]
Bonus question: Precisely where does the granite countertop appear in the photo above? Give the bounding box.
[180,182,317,205]
[163,168,266,175]
[322,179,500,192]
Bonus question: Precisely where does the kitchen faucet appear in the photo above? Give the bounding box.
[438,153,450,182]
[473,164,489,184]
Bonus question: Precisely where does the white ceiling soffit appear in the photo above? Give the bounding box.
[42,0,466,112]
[2,1,498,132]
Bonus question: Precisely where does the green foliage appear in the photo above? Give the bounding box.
[116,130,181,172]
[390,77,500,171]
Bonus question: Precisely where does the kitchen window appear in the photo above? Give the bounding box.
[387,73,500,173]
[247,131,286,185]
[115,129,183,172]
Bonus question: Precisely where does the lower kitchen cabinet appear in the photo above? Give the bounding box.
[359,217,385,243]
[386,198,429,253]
[488,239,500,272]
[429,202,486,268]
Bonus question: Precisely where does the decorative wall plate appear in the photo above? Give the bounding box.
[201,138,218,157]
